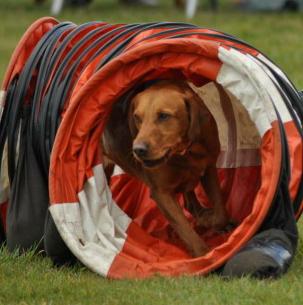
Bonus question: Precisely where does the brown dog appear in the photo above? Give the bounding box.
[102,80,228,257]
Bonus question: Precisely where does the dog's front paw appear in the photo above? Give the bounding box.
[190,242,209,258]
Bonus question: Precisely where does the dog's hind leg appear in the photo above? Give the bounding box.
[151,190,208,257]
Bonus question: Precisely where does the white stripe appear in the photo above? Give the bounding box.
[247,54,292,123]
[50,164,131,277]
[113,165,125,176]
[0,90,5,106]
[0,141,9,204]
[0,90,6,120]
[217,47,278,137]
[256,54,299,123]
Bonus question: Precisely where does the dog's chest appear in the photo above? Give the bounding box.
[149,155,205,193]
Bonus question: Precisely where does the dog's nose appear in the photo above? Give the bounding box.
[133,142,148,159]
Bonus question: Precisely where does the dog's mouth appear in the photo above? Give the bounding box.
[140,151,170,168]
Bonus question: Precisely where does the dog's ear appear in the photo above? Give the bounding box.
[115,88,138,138]
[128,97,138,138]
[184,87,207,143]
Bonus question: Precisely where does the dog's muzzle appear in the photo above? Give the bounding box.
[133,142,170,168]
[133,142,149,159]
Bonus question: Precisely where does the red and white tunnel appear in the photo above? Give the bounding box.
[0,18,302,279]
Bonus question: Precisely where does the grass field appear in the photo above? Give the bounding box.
[0,1,303,304]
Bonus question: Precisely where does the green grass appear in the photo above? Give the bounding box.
[0,1,303,304]
[0,239,303,305]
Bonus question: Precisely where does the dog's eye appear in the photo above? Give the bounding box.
[134,114,142,125]
[157,112,171,122]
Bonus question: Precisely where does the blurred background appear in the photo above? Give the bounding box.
[0,1,303,297]
[1,0,303,90]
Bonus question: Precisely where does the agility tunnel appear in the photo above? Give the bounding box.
[0,17,302,279]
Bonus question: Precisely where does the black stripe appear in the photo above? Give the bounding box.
[5,23,74,181]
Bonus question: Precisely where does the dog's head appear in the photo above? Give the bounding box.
[128,80,208,168]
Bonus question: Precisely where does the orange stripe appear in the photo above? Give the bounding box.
[2,17,58,90]
[126,28,259,58]
[283,121,303,212]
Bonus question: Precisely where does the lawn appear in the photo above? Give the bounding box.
[0,1,303,305]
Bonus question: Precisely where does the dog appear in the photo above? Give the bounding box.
[102,80,228,257]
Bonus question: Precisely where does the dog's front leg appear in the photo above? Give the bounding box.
[198,166,228,230]
[151,189,208,257]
